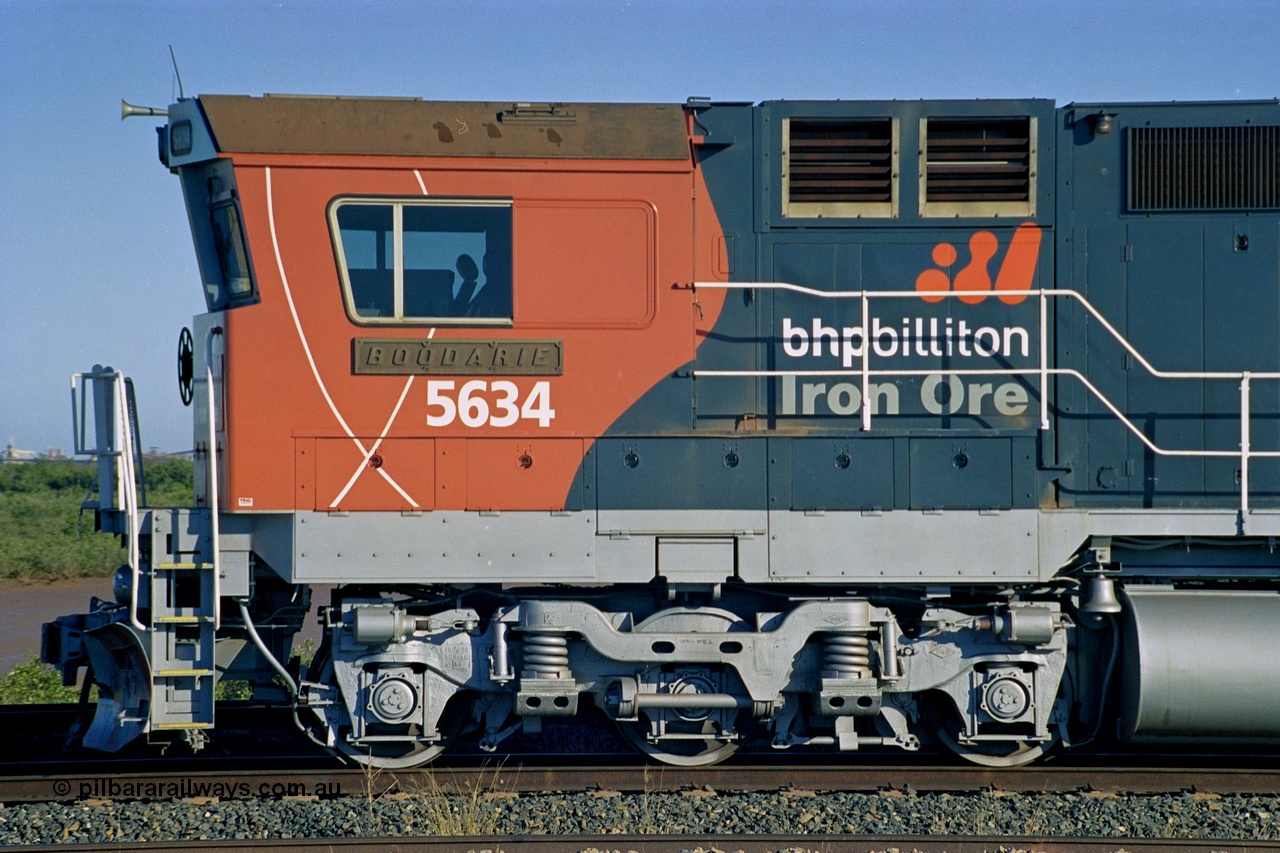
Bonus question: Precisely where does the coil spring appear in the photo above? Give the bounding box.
[823,633,872,678]
[523,633,571,678]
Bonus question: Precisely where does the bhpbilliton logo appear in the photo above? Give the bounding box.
[915,223,1041,305]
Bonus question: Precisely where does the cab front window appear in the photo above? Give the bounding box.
[210,201,256,303]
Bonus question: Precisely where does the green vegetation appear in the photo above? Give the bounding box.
[0,458,193,580]
[0,637,318,705]
[0,656,84,704]
[1,655,248,704]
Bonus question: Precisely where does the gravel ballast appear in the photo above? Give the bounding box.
[1,789,1277,845]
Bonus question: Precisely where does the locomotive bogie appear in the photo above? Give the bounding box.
[295,590,1069,767]
[41,92,1280,766]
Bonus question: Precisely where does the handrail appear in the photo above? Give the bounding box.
[206,327,224,630]
[114,373,143,631]
[692,282,1280,523]
[71,368,144,631]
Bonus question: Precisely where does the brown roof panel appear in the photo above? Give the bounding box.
[197,95,691,160]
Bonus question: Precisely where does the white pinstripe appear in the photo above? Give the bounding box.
[264,166,420,508]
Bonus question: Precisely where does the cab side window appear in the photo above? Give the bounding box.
[332,198,513,325]
[334,204,394,318]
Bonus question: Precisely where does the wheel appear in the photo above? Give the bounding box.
[926,693,1057,768]
[331,732,448,770]
[615,714,740,767]
[612,606,751,767]
[934,727,1054,768]
[305,648,462,770]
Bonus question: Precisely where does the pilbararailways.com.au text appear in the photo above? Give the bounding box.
[55,777,343,799]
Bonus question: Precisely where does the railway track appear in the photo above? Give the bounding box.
[9,702,1280,852]
[7,761,1280,804]
[10,701,1280,774]
[7,751,1280,849]
[13,835,1280,853]
[10,702,1280,803]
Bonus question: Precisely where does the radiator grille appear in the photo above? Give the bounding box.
[924,117,1032,203]
[786,118,894,205]
[1128,126,1280,211]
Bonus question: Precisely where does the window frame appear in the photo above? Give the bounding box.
[209,198,258,308]
[328,195,514,326]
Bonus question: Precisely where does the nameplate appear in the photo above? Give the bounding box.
[353,338,563,375]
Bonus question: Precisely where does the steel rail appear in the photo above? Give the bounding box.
[9,762,1280,804]
[13,833,1280,853]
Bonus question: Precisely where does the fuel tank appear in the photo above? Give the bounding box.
[1121,588,1280,740]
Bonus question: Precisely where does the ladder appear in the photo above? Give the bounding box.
[73,367,218,743]
[146,509,217,741]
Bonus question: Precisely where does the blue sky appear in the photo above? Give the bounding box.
[2,0,1278,452]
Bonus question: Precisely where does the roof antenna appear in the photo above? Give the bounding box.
[169,45,185,100]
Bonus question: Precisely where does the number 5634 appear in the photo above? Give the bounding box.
[426,380,556,428]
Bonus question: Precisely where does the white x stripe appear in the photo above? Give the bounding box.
[327,372,418,507]
[326,170,438,507]
[264,166,421,508]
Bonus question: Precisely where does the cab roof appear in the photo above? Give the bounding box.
[196,94,691,160]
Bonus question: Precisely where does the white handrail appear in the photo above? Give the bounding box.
[206,328,223,630]
[1039,291,1049,430]
[71,369,144,630]
[1243,374,1253,515]
[113,372,144,631]
[860,291,871,432]
[694,282,1280,380]
[692,282,1280,521]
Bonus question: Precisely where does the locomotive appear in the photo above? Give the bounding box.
[42,92,1280,768]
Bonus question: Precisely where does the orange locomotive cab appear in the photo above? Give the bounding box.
[197,97,728,524]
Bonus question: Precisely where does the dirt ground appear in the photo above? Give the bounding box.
[0,577,114,676]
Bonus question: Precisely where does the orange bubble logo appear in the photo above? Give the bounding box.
[915,223,1042,305]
